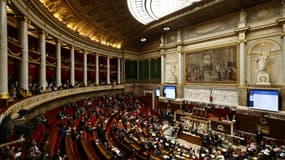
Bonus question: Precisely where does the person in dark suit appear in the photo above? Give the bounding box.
[256,128,264,145]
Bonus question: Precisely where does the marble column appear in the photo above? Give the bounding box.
[122,57,125,84]
[282,25,285,85]
[70,46,75,86]
[107,56,110,84]
[83,51,88,86]
[117,58,121,84]
[96,54,99,85]
[160,35,165,84]
[39,30,46,90]
[160,50,165,84]
[56,40,61,87]
[177,29,183,84]
[239,37,246,85]
[178,49,183,84]
[18,16,29,91]
[236,9,247,86]
[281,0,285,85]
[0,0,9,99]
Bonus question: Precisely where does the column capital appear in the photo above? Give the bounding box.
[37,29,46,36]
[237,31,247,44]
[177,45,182,53]
[56,39,61,44]
[237,39,247,43]
[15,14,28,21]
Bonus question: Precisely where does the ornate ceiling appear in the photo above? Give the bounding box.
[35,0,269,51]
[39,0,145,49]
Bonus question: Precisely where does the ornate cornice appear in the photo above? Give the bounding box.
[10,0,125,57]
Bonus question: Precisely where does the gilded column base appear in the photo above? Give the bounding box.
[0,93,9,99]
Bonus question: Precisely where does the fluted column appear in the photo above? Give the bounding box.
[96,54,99,85]
[107,56,110,84]
[238,9,247,86]
[18,16,29,91]
[117,58,121,84]
[160,35,165,84]
[70,46,75,86]
[177,29,183,84]
[0,0,9,99]
[39,30,46,90]
[56,40,61,87]
[281,0,285,85]
[160,51,165,84]
[239,39,246,85]
[83,50,88,86]
[122,56,125,84]
[178,48,183,84]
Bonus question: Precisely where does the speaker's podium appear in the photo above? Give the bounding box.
[175,109,209,146]
[174,109,235,146]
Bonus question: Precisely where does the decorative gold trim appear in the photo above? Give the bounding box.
[237,84,248,89]
[182,31,236,46]
[0,93,10,99]
[183,42,238,54]
[276,17,285,24]
[184,82,239,87]
[280,32,285,37]
[234,26,250,33]
[249,22,279,32]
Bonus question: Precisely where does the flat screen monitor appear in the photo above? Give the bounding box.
[248,89,279,112]
[155,88,160,97]
[163,86,176,99]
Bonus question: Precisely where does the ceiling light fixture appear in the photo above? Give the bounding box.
[140,37,147,42]
[163,26,170,31]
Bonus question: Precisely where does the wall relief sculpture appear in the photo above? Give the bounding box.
[185,45,237,83]
[165,54,178,83]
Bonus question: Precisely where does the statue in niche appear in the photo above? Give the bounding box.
[256,49,271,85]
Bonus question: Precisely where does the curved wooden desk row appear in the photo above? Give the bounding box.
[0,85,124,124]
[109,113,164,160]
[80,131,101,160]
[93,118,112,160]
[65,133,76,160]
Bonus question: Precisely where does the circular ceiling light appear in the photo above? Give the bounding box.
[140,37,147,42]
[163,26,170,31]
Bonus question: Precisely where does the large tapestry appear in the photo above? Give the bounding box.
[185,45,237,83]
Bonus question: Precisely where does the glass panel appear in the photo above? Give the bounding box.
[127,0,201,25]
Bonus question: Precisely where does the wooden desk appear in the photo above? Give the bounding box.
[65,133,76,160]
[178,132,201,146]
[210,119,235,135]
[181,116,210,135]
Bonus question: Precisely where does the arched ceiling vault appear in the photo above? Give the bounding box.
[28,0,271,51]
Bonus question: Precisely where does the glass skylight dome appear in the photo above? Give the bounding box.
[127,0,201,25]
